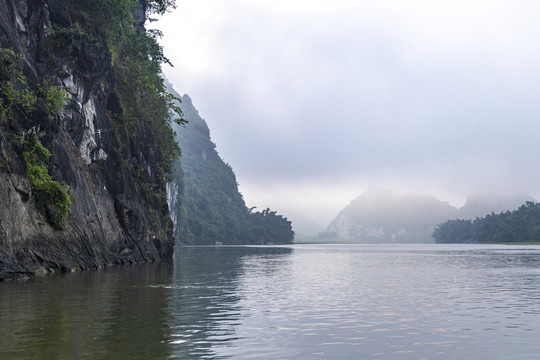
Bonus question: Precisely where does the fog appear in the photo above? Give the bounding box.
[156,0,540,231]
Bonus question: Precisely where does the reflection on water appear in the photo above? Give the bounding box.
[3,244,540,359]
[167,246,293,359]
[168,245,540,360]
[0,260,174,360]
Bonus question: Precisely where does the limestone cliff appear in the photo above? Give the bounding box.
[0,0,176,279]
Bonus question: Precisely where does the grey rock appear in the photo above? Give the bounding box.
[0,0,174,280]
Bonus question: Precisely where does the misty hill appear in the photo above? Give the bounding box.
[321,189,535,243]
[323,189,458,243]
[288,212,326,237]
[457,194,535,220]
[166,87,293,245]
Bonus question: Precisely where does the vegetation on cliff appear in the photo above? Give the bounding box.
[58,0,184,176]
[0,0,181,277]
[23,134,71,230]
[1,0,181,231]
[1,44,71,229]
[0,48,37,119]
[433,201,540,244]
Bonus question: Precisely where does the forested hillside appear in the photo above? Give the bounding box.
[167,87,294,245]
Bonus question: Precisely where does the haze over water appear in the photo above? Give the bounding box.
[156,1,540,228]
[3,244,540,359]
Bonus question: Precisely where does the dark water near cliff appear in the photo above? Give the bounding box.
[3,244,540,359]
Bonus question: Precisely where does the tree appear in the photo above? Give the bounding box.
[433,201,540,244]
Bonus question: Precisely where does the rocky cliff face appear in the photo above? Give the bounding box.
[0,0,175,279]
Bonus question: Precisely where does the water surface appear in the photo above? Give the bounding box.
[2,244,540,359]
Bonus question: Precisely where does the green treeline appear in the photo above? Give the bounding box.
[248,208,295,245]
[169,92,294,245]
[433,201,540,244]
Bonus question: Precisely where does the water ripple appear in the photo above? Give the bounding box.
[167,245,540,359]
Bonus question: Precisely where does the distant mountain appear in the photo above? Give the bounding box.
[286,211,326,238]
[324,189,458,243]
[322,189,535,244]
[457,194,535,219]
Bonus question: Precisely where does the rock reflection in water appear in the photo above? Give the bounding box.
[4,244,540,359]
[0,260,173,360]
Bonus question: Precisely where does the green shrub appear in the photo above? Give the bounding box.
[23,134,71,230]
[0,48,15,81]
[38,78,69,119]
[0,48,36,120]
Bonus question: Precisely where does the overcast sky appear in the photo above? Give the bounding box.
[156,0,540,229]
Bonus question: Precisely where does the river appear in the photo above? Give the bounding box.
[2,244,540,359]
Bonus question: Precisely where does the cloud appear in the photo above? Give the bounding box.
[157,0,540,225]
